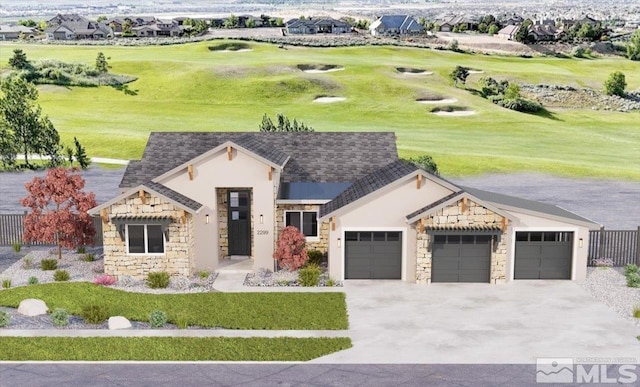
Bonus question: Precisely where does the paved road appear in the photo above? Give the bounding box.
[0,364,545,387]
[0,247,20,274]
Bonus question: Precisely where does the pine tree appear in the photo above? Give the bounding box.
[95,52,108,73]
[74,137,90,170]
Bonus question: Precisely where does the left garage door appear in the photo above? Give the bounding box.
[345,231,402,279]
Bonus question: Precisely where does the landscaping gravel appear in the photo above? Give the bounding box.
[576,267,640,328]
[244,267,342,287]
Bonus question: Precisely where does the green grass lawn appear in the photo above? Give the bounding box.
[0,337,352,361]
[1,41,639,179]
[0,282,348,329]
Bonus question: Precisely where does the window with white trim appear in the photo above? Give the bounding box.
[285,211,318,238]
[127,225,165,254]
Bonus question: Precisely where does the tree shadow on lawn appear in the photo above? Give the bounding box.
[111,84,138,96]
[528,107,562,121]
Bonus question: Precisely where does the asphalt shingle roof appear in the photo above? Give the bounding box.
[319,159,418,217]
[405,191,463,220]
[120,132,398,188]
[144,181,203,212]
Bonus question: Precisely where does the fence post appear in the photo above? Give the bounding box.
[637,226,640,266]
[598,226,605,259]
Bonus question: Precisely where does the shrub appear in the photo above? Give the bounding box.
[274,226,308,271]
[174,314,189,329]
[12,241,21,253]
[603,71,626,97]
[51,308,69,327]
[82,253,95,262]
[40,259,58,271]
[634,306,640,319]
[307,250,324,266]
[198,270,210,280]
[76,246,86,254]
[571,46,585,58]
[2,279,11,289]
[27,276,39,285]
[21,257,34,269]
[591,257,614,268]
[624,264,639,276]
[149,310,168,328]
[326,277,336,287]
[298,264,321,287]
[80,305,109,324]
[94,274,116,286]
[0,310,10,327]
[626,272,640,288]
[53,270,70,282]
[146,271,170,289]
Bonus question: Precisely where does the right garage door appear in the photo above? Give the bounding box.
[515,232,573,279]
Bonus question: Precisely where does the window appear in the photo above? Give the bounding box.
[127,225,165,254]
[285,211,318,238]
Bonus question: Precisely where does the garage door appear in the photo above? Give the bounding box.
[431,234,492,283]
[345,231,402,279]
[515,232,572,279]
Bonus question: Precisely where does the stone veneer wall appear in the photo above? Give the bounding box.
[102,192,195,279]
[415,199,508,284]
[217,188,254,258]
[275,204,329,253]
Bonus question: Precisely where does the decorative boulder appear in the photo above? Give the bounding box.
[108,316,132,330]
[17,299,48,316]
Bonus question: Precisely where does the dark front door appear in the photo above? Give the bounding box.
[228,190,251,256]
[431,234,492,283]
[345,231,402,279]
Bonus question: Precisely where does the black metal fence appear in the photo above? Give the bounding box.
[588,227,640,267]
[0,213,103,247]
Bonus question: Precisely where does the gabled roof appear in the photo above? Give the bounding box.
[498,25,519,35]
[377,15,423,31]
[461,187,600,228]
[89,182,203,215]
[120,132,398,188]
[319,159,418,217]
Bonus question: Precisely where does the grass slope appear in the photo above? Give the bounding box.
[1,41,639,179]
[0,282,348,329]
[0,337,352,361]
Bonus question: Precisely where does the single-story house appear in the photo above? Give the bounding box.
[286,18,351,35]
[497,25,519,40]
[131,20,182,37]
[530,24,559,42]
[0,24,37,40]
[370,15,423,36]
[45,21,113,40]
[89,132,599,284]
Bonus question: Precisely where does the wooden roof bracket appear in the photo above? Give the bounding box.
[227,146,233,160]
[180,210,186,224]
[100,209,108,224]
[268,166,273,181]
[416,174,422,189]
[461,197,468,213]
[139,189,146,204]
[418,218,425,233]
[331,216,336,231]
[501,217,507,233]
[187,164,194,181]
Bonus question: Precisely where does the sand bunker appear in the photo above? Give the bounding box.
[217,49,253,53]
[432,110,476,116]
[396,67,433,75]
[208,43,252,52]
[297,64,345,74]
[313,96,346,103]
[416,98,458,104]
[467,69,484,74]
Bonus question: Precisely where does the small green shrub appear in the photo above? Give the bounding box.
[624,264,639,276]
[174,314,189,329]
[82,253,95,262]
[198,270,210,280]
[146,272,170,289]
[626,272,640,288]
[40,259,58,271]
[298,264,321,287]
[80,305,109,324]
[633,306,640,319]
[326,278,336,287]
[149,310,168,328]
[21,257,33,269]
[276,279,292,286]
[0,310,10,327]
[51,308,69,327]
[12,241,21,253]
[27,276,39,285]
[53,270,70,282]
[307,250,324,266]
[76,246,86,254]
[2,279,11,289]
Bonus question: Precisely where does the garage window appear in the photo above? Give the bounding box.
[285,211,318,237]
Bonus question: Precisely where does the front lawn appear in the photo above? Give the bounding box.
[0,337,352,361]
[0,282,348,329]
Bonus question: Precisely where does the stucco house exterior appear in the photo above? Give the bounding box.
[89,132,599,284]
[370,15,424,36]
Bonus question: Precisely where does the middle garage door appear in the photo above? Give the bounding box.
[345,231,402,279]
[431,234,492,283]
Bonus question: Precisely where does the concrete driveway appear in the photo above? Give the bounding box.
[313,280,640,364]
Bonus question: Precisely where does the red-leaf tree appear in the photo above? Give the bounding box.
[273,226,308,271]
[21,167,97,259]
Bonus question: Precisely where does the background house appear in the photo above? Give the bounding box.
[286,17,351,35]
[0,24,37,40]
[369,15,423,36]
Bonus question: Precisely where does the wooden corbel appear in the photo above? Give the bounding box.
[416,174,423,189]
[331,216,336,231]
[461,197,468,213]
[187,164,194,181]
[418,218,425,233]
[180,210,186,224]
[227,146,233,160]
[139,189,146,204]
[268,166,273,181]
[501,217,507,233]
[100,209,108,224]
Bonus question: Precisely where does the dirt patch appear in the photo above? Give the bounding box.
[313,96,346,103]
[396,67,433,75]
[208,42,252,52]
[297,64,345,73]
